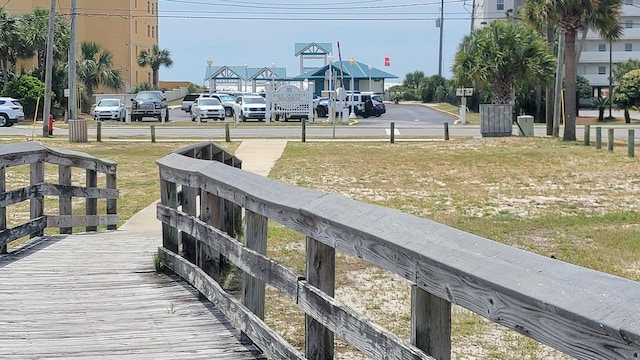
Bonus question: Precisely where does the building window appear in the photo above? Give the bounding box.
[626,43,633,51]
[151,3,155,14]
[147,25,150,37]
[151,26,155,38]
[148,73,151,84]
[148,1,150,13]
[625,20,633,28]
[598,43,606,51]
[598,66,606,75]
[497,0,504,10]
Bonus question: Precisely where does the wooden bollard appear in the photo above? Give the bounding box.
[608,128,614,153]
[97,121,102,142]
[444,122,450,141]
[595,127,602,149]
[629,129,635,158]
[390,122,395,144]
[583,124,590,146]
[302,119,306,143]
[225,123,230,142]
[151,125,156,143]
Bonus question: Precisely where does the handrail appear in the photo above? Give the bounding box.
[157,142,640,360]
[0,142,118,253]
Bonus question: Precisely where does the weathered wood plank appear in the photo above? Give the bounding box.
[0,184,40,207]
[0,216,47,248]
[411,285,451,360]
[29,161,44,238]
[297,280,433,360]
[160,179,178,253]
[106,172,117,230]
[157,205,301,300]
[58,164,72,234]
[199,190,221,273]
[242,210,268,343]
[86,169,98,232]
[0,167,5,254]
[181,185,198,264]
[44,147,117,174]
[41,182,119,199]
[305,236,335,360]
[0,142,46,169]
[161,249,304,360]
[46,214,119,228]
[0,231,265,359]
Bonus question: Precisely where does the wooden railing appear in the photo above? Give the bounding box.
[157,142,640,360]
[0,142,118,253]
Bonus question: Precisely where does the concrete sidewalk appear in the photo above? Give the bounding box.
[119,139,288,234]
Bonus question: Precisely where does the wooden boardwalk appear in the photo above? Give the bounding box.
[0,230,265,359]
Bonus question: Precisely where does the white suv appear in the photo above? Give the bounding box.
[0,97,25,127]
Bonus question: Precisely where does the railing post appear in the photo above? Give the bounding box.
[199,190,222,275]
[30,161,44,238]
[106,172,117,230]
[411,285,451,360]
[181,184,198,264]
[302,118,306,143]
[86,170,97,232]
[160,178,178,253]
[0,168,5,254]
[59,165,72,234]
[225,123,231,142]
[608,128,614,153]
[390,122,395,144]
[629,129,635,158]
[151,125,156,143]
[305,236,335,360]
[97,121,102,142]
[444,122,449,141]
[242,210,268,344]
[583,124,590,146]
[595,127,602,149]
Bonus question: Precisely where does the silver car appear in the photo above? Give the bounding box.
[190,97,226,122]
[233,95,266,122]
[94,98,126,121]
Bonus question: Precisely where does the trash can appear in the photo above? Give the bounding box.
[516,115,534,137]
[69,119,88,142]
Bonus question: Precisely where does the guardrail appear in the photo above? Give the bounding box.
[157,142,640,360]
[0,142,118,253]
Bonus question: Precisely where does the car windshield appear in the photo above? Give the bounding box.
[137,92,161,100]
[218,95,235,102]
[99,100,120,106]
[244,97,265,104]
[199,99,221,106]
[372,95,383,102]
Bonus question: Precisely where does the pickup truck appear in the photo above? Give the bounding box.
[131,91,168,122]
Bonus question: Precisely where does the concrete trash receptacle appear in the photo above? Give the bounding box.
[517,115,534,137]
[69,119,88,142]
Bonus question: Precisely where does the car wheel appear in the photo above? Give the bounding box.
[375,114,381,117]
[165,108,170,122]
[225,107,233,117]
[120,112,125,121]
[317,107,327,118]
[5,121,13,127]
[157,113,163,122]
[241,112,247,122]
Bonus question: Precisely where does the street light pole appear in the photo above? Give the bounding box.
[206,57,213,93]
[271,62,276,90]
[244,64,248,93]
[328,54,335,138]
[349,57,356,119]
[368,65,372,92]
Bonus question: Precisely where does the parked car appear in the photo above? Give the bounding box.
[93,98,126,121]
[0,97,25,127]
[131,90,168,122]
[202,93,236,118]
[181,93,201,112]
[190,97,225,122]
[233,95,266,122]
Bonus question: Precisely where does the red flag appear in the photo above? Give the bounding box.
[384,57,390,66]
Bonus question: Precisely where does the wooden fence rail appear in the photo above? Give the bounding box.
[0,142,118,253]
[157,142,640,360]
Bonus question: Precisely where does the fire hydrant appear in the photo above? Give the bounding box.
[48,114,54,136]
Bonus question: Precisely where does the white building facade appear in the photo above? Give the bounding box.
[473,0,640,94]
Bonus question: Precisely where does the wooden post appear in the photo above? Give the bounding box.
[444,122,449,141]
[583,124,590,146]
[305,236,335,360]
[596,127,602,149]
[225,123,230,142]
[97,121,102,142]
[0,168,5,254]
[390,122,395,144]
[151,125,156,143]
[302,118,306,143]
[242,210,268,343]
[199,190,222,275]
[629,129,635,158]
[608,128,614,153]
[58,165,72,234]
[86,169,97,232]
[30,161,44,238]
[181,185,198,264]
[106,172,117,230]
[411,285,451,360]
[160,178,178,253]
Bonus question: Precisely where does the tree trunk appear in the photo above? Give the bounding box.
[563,30,577,141]
[1,58,8,90]
[152,69,158,89]
[535,83,542,123]
[598,107,605,121]
[625,109,631,123]
[546,25,555,136]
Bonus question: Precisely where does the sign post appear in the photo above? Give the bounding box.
[456,87,473,124]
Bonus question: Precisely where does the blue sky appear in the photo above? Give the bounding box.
[158,0,473,84]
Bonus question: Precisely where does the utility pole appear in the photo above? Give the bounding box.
[553,33,565,138]
[42,0,56,137]
[438,0,444,76]
[469,0,476,33]
[68,0,77,121]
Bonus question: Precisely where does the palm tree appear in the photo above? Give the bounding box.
[77,41,123,100]
[453,20,555,105]
[137,45,173,89]
[524,0,622,141]
[613,59,640,82]
[19,8,70,78]
[0,8,19,88]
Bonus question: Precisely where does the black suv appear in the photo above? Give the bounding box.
[131,91,168,121]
